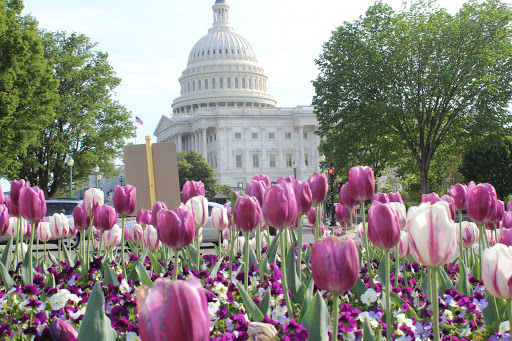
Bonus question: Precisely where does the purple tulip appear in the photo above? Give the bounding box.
[157,207,195,249]
[83,188,104,217]
[93,204,118,232]
[449,183,467,212]
[253,174,271,187]
[421,192,440,203]
[507,200,512,212]
[233,195,261,232]
[309,172,328,204]
[335,204,350,226]
[307,207,323,225]
[127,224,144,244]
[112,185,137,216]
[311,236,360,293]
[492,200,505,223]
[262,183,298,229]
[387,192,404,204]
[466,183,497,224]
[372,192,389,204]
[0,183,3,206]
[224,204,232,223]
[502,211,512,229]
[498,229,512,247]
[181,180,205,204]
[348,166,375,202]
[136,209,152,226]
[291,180,312,216]
[482,244,512,300]
[50,318,78,341]
[467,181,476,194]
[246,180,266,207]
[367,201,401,250]
[72,205,90,231]
[151,201,168,228]
[0,205,8,235]
[137,277,210,341]
[6,180,30,216]
[20,186,47,222]
[277,176,295,184]
[338,183,359,209]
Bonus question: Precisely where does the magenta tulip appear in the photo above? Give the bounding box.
[335,204,350,226]
[466,183,497,224]
[291,180,312,216]
[0,205,8,235]
[309,172,328,204]
[367,201,401,250]
[72,205,90,231]
[421,192,440,203]
[157,207,195,249]
[482,244,512,300]
[439,195,456,220]
[151,201,168,228]
[246,180,266,207]
[502,211,512,229]
[19,186,46,222]
[93,204,118,232]
[262,183,297,229]
[338,183,359,208]
[83,188,104,217]
[0,183,3,206]
[136,209,152,226]
[387,192,404,204]
[372,192,389,204]
[348,166,375,202]
[6,180,30,216]
[181,180,205,204]
[50,318,78,341]
[307,207,323,225]
[253,174,271,187]
[113,185,137,216]
[507,199,512,212]
[311,236,360,293]
[233,195,261,232]
[498,229,512,247]
[449,183,467,212]
[492,200,505,224]
[277,176,295,184]
[224,204,232,223]
[137,277,209,341]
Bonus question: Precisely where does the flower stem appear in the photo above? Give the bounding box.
[86,219,93,268]
[478,224,484,280]
[28,221,35,285]
[384,249,392,341]
[431,267,440,341]
[458,211,463,264]
[297,215,303,276]
[360,200,374,288]
[394,246,399,287]
[507,299,512,335]
[218,230,222,259]
[256,223,261,262]
[229,225,235,281]
[58,239,62,266]
[332,293,339,341]
[174,248,179,281]
[245,230,250,292]
[315,204,319,240]
[196,227,201,270]
[121,216,127,279]
[99,231,104,259]
[279,228,294,318]
[36,238,39,263]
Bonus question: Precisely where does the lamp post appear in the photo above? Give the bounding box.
[292,160,297,179]
[66,156,74,198]
[92,165,99,188]
[96,174,102,191]
[238,182,243,195]
[318,153,328,225]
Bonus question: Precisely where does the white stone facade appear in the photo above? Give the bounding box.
[154,0,321,187]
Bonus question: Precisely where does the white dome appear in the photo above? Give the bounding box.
[172,0,276,114]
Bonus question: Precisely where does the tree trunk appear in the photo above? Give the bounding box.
[419,163,430,195]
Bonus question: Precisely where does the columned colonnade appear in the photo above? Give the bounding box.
[160,128,209,160]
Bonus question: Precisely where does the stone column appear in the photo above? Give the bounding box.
[202,128,207,159]
[177,133,182,152]
[298,126,304,179]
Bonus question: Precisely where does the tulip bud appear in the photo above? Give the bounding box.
[311,236,360,293]
[248,322,278,341]
[137,278,209,341]
[50,318,78,341]
[291,180,312,216]
[181,180,205,204]
[136,209,152,226]
[93,205,118,232]
[112,185,137,216]
[482,244,512,300]
[307,207,323,225]
[103,224,122,248]
[246,180,266,207]
[157,208,195,249]
[335,204,350,227]
[151,201,168,228]
[309,172,328,204]
[127,224,144,244]
[262,183,297,229]
[72,205,90,231]
[449,183,467,212]
[0,205,9,235]
[338,183,359,209]
[276,176,295,184]
[502,211,512,229]
[83,188,104,217]
[498,228,512,247]
[398,231,410,258]
[466,183,497,224]
[211,206,229,232]
[19,186,46,222]
[185,195,208,229]
[367,201,401,250]
[457,221,479,249]
[372,192,389,204]
[387,192,404,204]
[49,213,70,239]
[253,174,271,187]
[37,222,52,243]
[421,192,440,203]
[143,224,162,251]
[348,166,375,202]
[234,195,261,232]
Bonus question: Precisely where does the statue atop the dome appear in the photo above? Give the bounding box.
[215,0,226,3]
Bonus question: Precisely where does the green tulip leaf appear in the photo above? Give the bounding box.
[259,289,271,317]
[75,250,84,266]
[363,317,376,341]
[290,228,298,244]
[483,293,500,326]
[0,238,12,267]
[148,252,165,275]
[266,233,280,265]
[438,266,455,294]
[127,264,139,282]
[209,257,223,279]
[286,245,301,303]
[298,277,315,321]
[103,266,120,286]
[62,244,75,268]
[78,282,117,341]
[259,257,270,278]
[457,259,473,297]
[48,251,59,265]
[377,255,394,283]
[0,261,14,290]
[351,277,369,301]
[300,292,329,341]
[242,239,258,267]
[127,240,137,254]
[135,262,153,287]
[236,283,264,321]
[41,274,56,301]
[303,245,312,266]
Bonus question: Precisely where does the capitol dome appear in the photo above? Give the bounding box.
[172,0,277,114]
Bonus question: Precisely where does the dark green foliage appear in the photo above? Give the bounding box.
[177,150,221,196]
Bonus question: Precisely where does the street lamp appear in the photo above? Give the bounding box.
[92,165,99,188]
[66,156,74,198]
[96,174,102,190]
[238,182,243,195]
[292,160,297,179]
[318,153,328,225]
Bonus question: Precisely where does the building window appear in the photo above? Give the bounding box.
[220,78,223,88]
[235,78,239,88]
[252,132,258,139]
[242,78,246,88]
[253,154,259,168]
[198,80,201,90]
[286,154,292,167]
[268,132,275,140]
[303,132,308,139]
[193,81,195,91]
[187,82,190,92]
[285,132,292,139]
[236,154,243,168]
[205,79,208,89]
[235,132,242,140]
[249,78,252,89]
[212,78,216,89]
[304,154,309,166]
[214,134,216,140]
[269,154,276,168]
[227,78,231,88]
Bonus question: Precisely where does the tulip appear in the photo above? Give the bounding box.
[387,192,404,204]
[247,322,278,341]
[136,209,152,226]
[291,180,312,216]
[246,180,266,207]
[457,221,479,249]
[335,204,350,228]
[311,236,360,340]
[0,183,3,206]
[93,205,118,232]
[372,192,389,204]
[502,211,512,229]
[499,229,512,247]
[7,217,27,238]
[181,180,205,204]
[309,172,328,204]
[212,206,229,232]
[466,183,497,224]
[143,224,162,251]
[388,202,406,230]
[19,186,46,222]
[277,176,295,184]
[37,222,52,243]
[438,195,456,220]
[83,188,104,217]
[253,174,271,187]
[224,204,232,223]
[398,231,410,258]
[421,192,440,203]
[262,183,297,229]
[137,277,209,341]
[368,201,401,250]
[338,183,359,209]
[50,318,78,341]
[348,166,375,202]
[50,213,70,264]
[307,207,323,225]
[103,224,122,248]
[113,185,137,216]
[0,205,9,235]
[24,222,32,238]
[9,180,29,213]
[482,244,512,300]
[493,200,505,224]
[72,205,90,231]
[67,218,77,238]
[185,195,208,268]
[449,183,467,212]
[127,224,144,244]
[507,199,512,212]
[151,201,168,228]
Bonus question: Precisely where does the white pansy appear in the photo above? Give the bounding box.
[360,288,378,305]
[396,313,416,331]
[126,332,142,341]
[499,321,510,335]
[48,289,74,310]
[119,279,131,294]
[69,307,86,320]
[357,312,378,328]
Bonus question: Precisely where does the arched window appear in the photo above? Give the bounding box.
[212,78,216,89]
[249,78,252,89]
[187,82,190,92]
[205,79,209,90]
[202,51,204,56]
[219,49,222,54]
[213,49,215,54]
[242,78,246,88]
[198,80,201,90]
[193,81,195,91]
[227,77,231,88]
[235,78,238,88]
[220,78,224,88]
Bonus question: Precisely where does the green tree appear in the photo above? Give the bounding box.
[13,31,135,197]
[0,0,58,175]
[177,150,220,196]
[313,0,512,194]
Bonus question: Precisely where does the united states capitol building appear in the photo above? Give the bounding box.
[154,0,321,187]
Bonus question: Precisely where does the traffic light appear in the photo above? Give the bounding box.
[337,181,342,193]
[328,167,334,185]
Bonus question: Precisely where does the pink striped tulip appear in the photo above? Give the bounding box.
[407,201,457,268]
[6,217,26,238]
[437,195,456,220]
[262,183,297,229]
[151,201,168,228]
[253,174,271,187]
[67,218,78,237]
[482,244,512,300]
[50,318,78,341]
[49,213,70,239]
[185,196,208,229]
[338,183,359,209]
[137,277,209,341]
[368,201,401,250]
[398,231,410,258]
[291,180,312,216]
[449,183,467,212]
[181,180,205,204]
[113,185,137,216]
[72,205,90,231]
[311,236,360,293]
[103,224,122,248]
[211,206,229,231]
[136,209,152,226]
[389,202,407,229]
[127,224,144,244]
[348,166,375,202]
[309,172,328,204]
[234,195,261,232]
[37,222,52,243]
[143,224,162,251]
[93,205,118,232]
[157,207,195,249]
[335,204,350,226]
[466,183,497,224]
[19,186,46,222]
[498,229,512,247]
[83,188,104,217]
[457,221,479,249]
